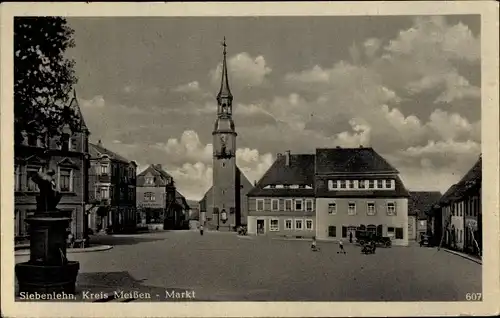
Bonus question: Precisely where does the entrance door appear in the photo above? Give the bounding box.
[347,226,357,242]
[257,219,265,234]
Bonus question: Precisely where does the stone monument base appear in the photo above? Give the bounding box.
[15,261,80,294]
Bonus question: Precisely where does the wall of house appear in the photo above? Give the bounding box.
[247,215,316,238]
[408,215,417,241]
[14,145,88,239]
[315,198,409,246]
[247,196,315,237]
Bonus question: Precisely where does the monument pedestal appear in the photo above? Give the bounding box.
[15,212,80,294]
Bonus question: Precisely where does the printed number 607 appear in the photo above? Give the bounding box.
[465,293,482,301]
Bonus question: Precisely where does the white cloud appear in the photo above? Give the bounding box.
[149,130,274,200]
[407,71,480,103]
[385,16,480,62]
[81,95,105,108]
[172,81,201,94]
[211,52,272,87]
[363,38,382,59]
[333,118,372,147]
[426,109,475,141]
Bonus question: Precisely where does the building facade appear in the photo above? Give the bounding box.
[87,140,137,234]
[198,39,253,231]
[431,156,481,254]
[136,164,190,230]
[408,191,442,241]
[14,92,90,241]
[247,152,316,237]
[315,147,410,246]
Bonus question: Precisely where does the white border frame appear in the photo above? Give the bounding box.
[1,2,499,318]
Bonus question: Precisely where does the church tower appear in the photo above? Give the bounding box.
[212,37,238,231]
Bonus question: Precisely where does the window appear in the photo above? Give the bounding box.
[100,164,109,175]
[348,180,354,189]
[14,165,20,191]
[328,226,336,237]
[256,199,265,211]
[144,192,155,201]
[285,219,293,230]
[285,199,292,211]
[387,202,396,215]
[270,219,279,231]
[100,187,110,199]
[269,185,276,189]
[367,202,376,215]
[271,199,280,211]
[348,202,356,215]
[328,180,338,190]
[59,168,72,192]
[305,219,313,230]
[295,199,303,211]
[145,177,154,185]
[387,227,395,238]
[358,180,365,189]
[368,180,375,189]
[377,180,383,189]
[305,199,314,211]
[128,189,134,201]
[395,227,404,239]
[222,162,225,168]
[342,226,347,238]
[295,219,303,230]
[385,179,392,188]
[26,166,41,192]
[328,202,337,215]
[340,180,346,189]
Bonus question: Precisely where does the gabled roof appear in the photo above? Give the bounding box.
[89,142,131,164]
[408,191,442,219]
[247,154,315,197]
[454,156,482,196]
[315,147,398,175]
[67,89,88,132]
[439,184,458,205]
[137,164,173,187]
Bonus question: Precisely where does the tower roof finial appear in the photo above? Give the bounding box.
[217,36,232,100]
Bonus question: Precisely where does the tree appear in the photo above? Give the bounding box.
[14,17,80,141]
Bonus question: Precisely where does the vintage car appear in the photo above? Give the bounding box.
[419,234,433,247]
[355,230,392,247]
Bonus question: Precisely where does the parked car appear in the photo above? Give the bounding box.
[356,230,392,247]
[419,234,433,247]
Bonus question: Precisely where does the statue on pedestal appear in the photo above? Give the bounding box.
[30,169,62,213]
[15,168,80,294]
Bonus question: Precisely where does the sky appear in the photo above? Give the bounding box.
[67,15,481,201]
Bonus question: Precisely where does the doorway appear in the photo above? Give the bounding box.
[257,219,265,234]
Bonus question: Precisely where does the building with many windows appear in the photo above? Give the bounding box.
[429,156,481,254]
[14,91,90,241]
[314,147,410,246]
[136,164,191,230]
[87,140,137,234]
[247,151,316,237]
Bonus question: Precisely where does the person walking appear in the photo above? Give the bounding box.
[338,238,346,254]
[199,224,204,236]
[311,236,319,251]
[349,231,353,243]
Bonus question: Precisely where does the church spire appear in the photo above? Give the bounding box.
[217,37,232,101]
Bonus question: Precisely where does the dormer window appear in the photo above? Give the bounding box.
[145,177,154,185]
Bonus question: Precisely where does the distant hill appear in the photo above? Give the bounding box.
[186,200,199,209]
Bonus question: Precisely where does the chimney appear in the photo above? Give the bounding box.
[336,146,341,149]
[285,150,291,166]
[97,139,102,147]
[359,145,363,148]
[156,164,162,170]
[254,180,257,186]
[277,153,282,158]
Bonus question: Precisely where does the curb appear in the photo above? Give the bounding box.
[442,248,482,265]
[15,245,113,256]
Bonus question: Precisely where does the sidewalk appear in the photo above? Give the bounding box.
[15,245,113,256]
[441,248,482,265]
